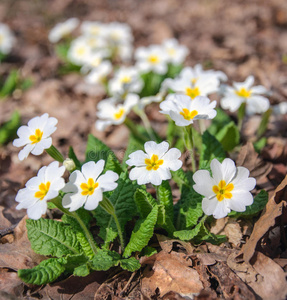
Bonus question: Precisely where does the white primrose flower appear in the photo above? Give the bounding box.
[126,141,182,186]
[117,43,133,62]
[15,161,65,220]
[80,21,107,37]
[220,75,270,115]
[160,94,217,126]
[67,36,92,66]
[193,158,256,219]
[0,23,15,55]
[273,102,287,115]
[95,94,139,131]
[108,66,143,97]
[167,70,221,100]
[105,22,133,45]
[80,50,107,73]
[162,38,189,65]
[62,160,119,211]
[135,45,169,75]
[13,113,58,161]
[84,60,112,84]
[48,18,79,43]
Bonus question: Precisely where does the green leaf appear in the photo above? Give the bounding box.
[141,246,157,257]
[26,219,81,257]
[199,131,226,169]
[174,221,226,245]
[103,152,123,175]
[0,111,20,145]
[171,169,189,188]
[134,188,157,218]
[157,181,174,223]
[253,137,267,153]
[18,258,66,285]
[62,210,95,259]
[228,190,268,218]
[157,205,176,236]
[94,172,139,245]
[91,249,120,271]
[174,172,203,231]
[119,257,141,272]
[0,70,19,98]
[122,133,144,168]
[215,121,240,152]
[73,264,90,277]
[68,146,82,170]
[86,134,118,163]
[64,253,89,275]
[208,108,231,135]
[123,205,158,258]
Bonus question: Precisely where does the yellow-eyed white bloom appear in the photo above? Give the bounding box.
[62,160,118,211]
[220,75,269,115]
[126,141,182,186]
[105,22,133,45]
[135,45,169,75]
[108,66,143,97]
[67,36,92,66]
[0,23,15,55]
[84,61,112,84]
[160,94,217,126]
[48,18,79,43]
[162,38,189,65]
[13,113,58,161]
[80,21,107,37]
[95,94,139,131]
[193,158,256,219]
[15,161,65,220]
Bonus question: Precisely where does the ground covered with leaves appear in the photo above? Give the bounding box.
[0,0,287,299]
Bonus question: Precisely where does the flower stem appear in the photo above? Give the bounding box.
[46,145,64,163]
[51,197,99,256]
[100,196,125,253]
[183,126,196,173]
[124,117,148,144]
[237,102,246,132]
[133,107,157,141]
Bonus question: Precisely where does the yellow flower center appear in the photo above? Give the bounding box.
[168,48,176,56]
[120,76,132,84]
[185,87,200,99]
[114,108,125,120]
[212,180,234,202]
[76,47,86,56]
[145,154,164,171]
[29,129,43,144]
[80,178,99,196]
[148,55,159,64]
[34,182,51,200]
[180,108,198,120]
[235,88,251,98]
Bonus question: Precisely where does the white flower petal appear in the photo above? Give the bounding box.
[81,160,105,181]
[27,200,47,220]
[193,170,216,198]
[97,171,119,192]
[84,188,102,210]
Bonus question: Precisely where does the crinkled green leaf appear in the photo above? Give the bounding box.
[94,172,139,245]
[63,253,89,275]
[157,181,174,223]
[157,205,176,236]
[141,246,157,257]
[91,249,120,271]
[73,264,90,277]
[134,188,156,219]
[208,108,231,135]
[174,221,226,245]
[229,190,268,218]
[0,111,20,145]
[174,172,203,230]
[215,121,240,151]
[18,257,66,285]
[199,131,226,169]
[62,210,95,259]
[119,257,141,272]
[122,133,144,168]
[26,219,81,257]
[103,152,123,175]
[171,169,189,188]
[123,205,158,258]
[85,134,119,165]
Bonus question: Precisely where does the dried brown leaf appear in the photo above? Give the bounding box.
[0,216,44,270]
[141,251,203,298]
[0,269,23,297]
[242,175,287,262]
[236,141,273,182]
